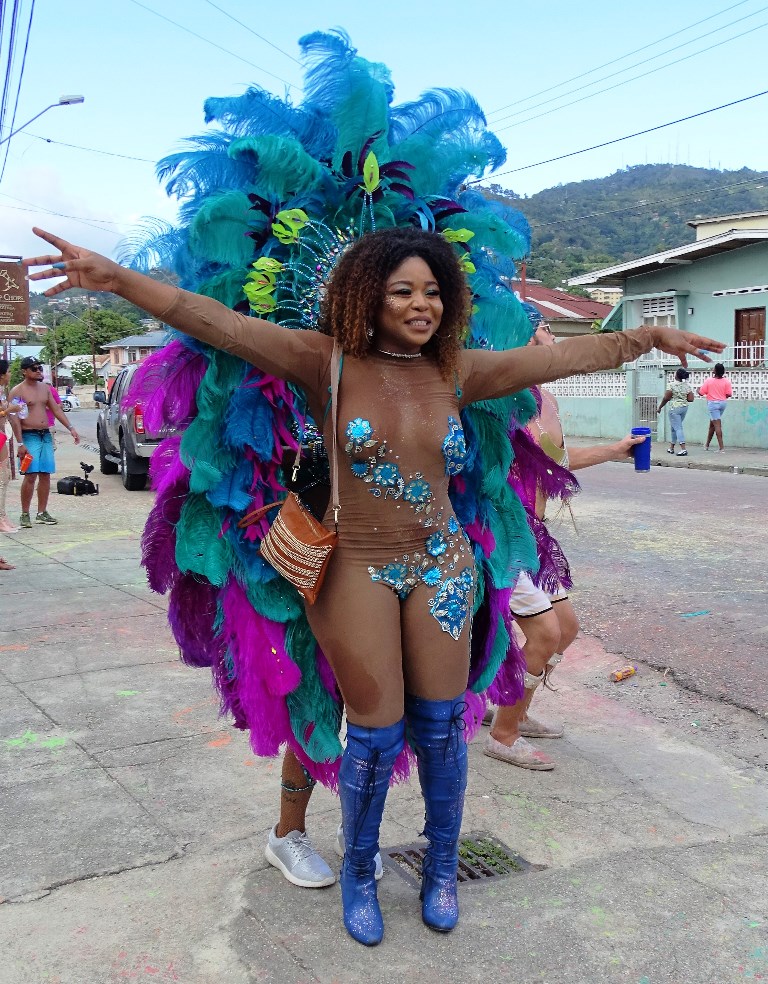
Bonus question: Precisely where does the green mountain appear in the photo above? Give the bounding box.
[485,164,768,287]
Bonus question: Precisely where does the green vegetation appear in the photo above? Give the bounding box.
[39,310,142,364]
[486,164,768,287]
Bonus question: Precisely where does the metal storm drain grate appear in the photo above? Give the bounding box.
[384,831,541,890]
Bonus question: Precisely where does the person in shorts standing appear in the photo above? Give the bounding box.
[698,363,732,452]
[7,357,80,528]
[657,367,694,456]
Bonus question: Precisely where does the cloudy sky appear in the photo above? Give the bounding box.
[2,0,767,267]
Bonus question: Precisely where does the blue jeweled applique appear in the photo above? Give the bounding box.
[350,460,370,478]
[426,531,447,557]
[442,417,468,476]
[368,561,410,599]
[447,516,459,535]
[429,567,474,640]
[403,476,432,506]
[373,462,402,487]
[421,566,442,587]
[346,418,373,447]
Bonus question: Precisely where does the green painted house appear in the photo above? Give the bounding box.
[569,211,768,361]
[556,212,768,449]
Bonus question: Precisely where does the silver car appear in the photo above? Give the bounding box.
[94,364,170,491]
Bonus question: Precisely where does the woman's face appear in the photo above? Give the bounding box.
[375,255,443,355]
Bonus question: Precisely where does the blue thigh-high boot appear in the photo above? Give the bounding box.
[338,718,405,946]
[405,693,468,933]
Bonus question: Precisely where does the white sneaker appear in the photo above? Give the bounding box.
[335,823,384,880]
[264,824,336,888]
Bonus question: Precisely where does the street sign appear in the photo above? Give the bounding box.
[0,258,29,332]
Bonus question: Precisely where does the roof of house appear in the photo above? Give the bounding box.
[511,281,614,321]
[101,330,168,350]
[687,210,768,228]
[568,229,768,287]
[56,354,111,368]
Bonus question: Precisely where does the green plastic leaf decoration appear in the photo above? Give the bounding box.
[253,257,284,273]
[271,208,308,245]
[460,257,477,274]
[442,228,475,244]
[362,151,380,194]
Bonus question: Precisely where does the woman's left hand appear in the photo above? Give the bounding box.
[649,327,725,367]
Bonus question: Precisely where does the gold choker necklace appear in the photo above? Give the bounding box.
[375,348,421,359]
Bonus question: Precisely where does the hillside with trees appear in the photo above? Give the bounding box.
[486,164,768,287]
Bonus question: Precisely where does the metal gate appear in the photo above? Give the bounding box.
[631,363,666,436]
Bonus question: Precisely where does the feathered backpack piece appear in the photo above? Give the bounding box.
[125,30,574,787]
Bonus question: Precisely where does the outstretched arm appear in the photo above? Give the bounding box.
[460,328,725,405]
[23,228,329,391]
[568,433,645,470]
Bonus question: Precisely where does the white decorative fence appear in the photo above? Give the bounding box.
[664,369,768,401]
[547,371,627,399]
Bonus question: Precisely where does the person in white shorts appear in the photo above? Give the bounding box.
[484,310,645,771]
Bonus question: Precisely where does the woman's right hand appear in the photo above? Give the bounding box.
[23,227,123,297]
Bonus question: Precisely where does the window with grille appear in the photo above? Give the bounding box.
[641,296,677,327]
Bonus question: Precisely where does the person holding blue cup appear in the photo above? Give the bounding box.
[630,427,652,471]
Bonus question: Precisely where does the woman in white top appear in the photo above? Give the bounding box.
[657,367,694,456]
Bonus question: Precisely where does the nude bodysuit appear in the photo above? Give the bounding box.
[157,289,654,717]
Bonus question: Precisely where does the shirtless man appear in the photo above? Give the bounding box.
[484,314,645,770]
[8,356,80,528]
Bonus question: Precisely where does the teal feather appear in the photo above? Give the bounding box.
[470,613,510,693]
[198,268,250,308]
[188,190,255,267]
[228,135,326,200]
[175,495,233,586]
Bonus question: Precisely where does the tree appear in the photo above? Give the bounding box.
[70,357,95,386]
[8,356,22,386]
[39,310,141,363]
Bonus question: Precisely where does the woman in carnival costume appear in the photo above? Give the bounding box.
[25,33,723,946]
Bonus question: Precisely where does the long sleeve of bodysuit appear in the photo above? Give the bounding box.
[158,287,332,403]
[459,328,656,406]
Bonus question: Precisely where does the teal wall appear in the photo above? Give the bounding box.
[620,241,768,345]
[557,397,631,438]
[558,395,768,448]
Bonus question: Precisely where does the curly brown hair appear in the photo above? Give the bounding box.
[318,226,471,379]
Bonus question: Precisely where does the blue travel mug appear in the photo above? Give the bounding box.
[631,427,652,472]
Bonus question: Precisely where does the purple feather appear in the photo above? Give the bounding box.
[124,341,206,432]
[216,578,300,757]
[142,438,190,594]
[509,426,580,512]
[167,575,219,667]
[527,513,573,593]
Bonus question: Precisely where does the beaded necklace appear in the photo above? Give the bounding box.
[375,348,422,360]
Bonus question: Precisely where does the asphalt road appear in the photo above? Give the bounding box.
[71,408,767,719]
[553,462,768,720]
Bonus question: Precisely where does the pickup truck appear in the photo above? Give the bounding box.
[94,364,168,491]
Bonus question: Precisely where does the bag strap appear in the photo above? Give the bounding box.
[237,499,281,527]
[329,342,341,532]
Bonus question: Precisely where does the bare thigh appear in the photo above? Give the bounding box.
[304,546,404,727]
[400,582,472,701]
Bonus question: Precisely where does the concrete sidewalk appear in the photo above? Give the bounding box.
[1,441,766,984]
[567,436,768,477]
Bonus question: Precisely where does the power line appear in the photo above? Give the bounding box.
[494,17,768,132]
[0,193,124,235]
[199,0,302,65]
[125,0,300,91]
[0,0,34,183]
[486,0,756,117]
[469,88,768,183]
[22,131,156,163]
